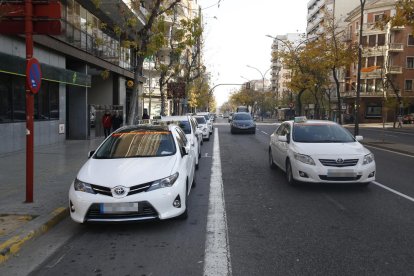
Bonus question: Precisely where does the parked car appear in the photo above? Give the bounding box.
[230,112,256,134]
[268,117,376,186]
[196,112,213,134]
[194,115,210,141]
[69,124,196,223]
[160,115,201,169]
[228,112,234,123]
[402,113,414,124]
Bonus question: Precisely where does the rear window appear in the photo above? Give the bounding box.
[178,120,191,134]
[94,130,176,158]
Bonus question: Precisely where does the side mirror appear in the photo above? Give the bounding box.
[355,135,363,141]
[278,135,288,142]
[88,150,95,158]
[182,145,190,156]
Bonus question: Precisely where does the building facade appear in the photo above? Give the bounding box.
[343,0,414,123]
[0,0,146,154]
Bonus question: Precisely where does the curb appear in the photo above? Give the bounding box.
[362,142,414,156]
[0,207,69,264]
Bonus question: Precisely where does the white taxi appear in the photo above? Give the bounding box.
[268,117,376,186]
[69,124,195,223]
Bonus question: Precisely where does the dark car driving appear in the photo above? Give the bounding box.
[230,112,256,134]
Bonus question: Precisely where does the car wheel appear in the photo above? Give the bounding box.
[286,160,297,186]
[269,149,277,169]
[177,184,189,220]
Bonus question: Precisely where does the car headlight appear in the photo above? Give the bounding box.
[74,178,95,194]
[293,152,315,165]
[363,153,374,165]
[147,172,179,191]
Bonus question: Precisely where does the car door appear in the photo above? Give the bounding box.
[176,127,195,186]
[274,123,290,169]
[174,127,192,193]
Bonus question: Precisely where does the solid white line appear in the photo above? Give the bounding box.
[203,128,232,276]
[372,181,414,203]
[364,145,414,158]
[261,131,269,135]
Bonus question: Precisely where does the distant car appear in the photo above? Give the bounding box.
[228,112,233,123]
[69,124,196,223]
[236,106,249,113]
[268,117,376,186]
[194,115,210,141]
[160,116,201,169]
[402,113,414,124]
[219,113,223,118]
[230,112,256,134]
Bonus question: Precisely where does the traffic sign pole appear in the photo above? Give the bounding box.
[25,0,34,203]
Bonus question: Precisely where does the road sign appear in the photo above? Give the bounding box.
[26,58,42,94]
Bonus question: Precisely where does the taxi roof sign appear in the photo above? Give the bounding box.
[294,116,307,123]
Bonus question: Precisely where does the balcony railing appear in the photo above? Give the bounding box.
[388,66,403,74]
[389,43,404,52]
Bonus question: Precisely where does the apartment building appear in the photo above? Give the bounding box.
[270,33,303,104]
[343,0,414,123]
[0,0,147,154]
[307,0,360,38]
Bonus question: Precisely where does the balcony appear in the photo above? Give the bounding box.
[389,43,404,52]
[388,66,403,74]
[362,46,387,57]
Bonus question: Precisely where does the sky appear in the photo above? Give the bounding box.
[198,0,310,107]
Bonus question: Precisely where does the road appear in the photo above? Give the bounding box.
[1,119,414,276]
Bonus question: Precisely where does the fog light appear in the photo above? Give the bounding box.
[368,171,375,178]
[70,201,75,212]
[173,195,181,208]
[299,171,308,178]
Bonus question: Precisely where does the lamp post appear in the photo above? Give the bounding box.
[246,65,271,118]
[355,0,366,136]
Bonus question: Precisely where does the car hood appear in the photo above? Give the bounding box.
[292,142,369,157]
[77,155,177,188]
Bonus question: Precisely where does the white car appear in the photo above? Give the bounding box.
[69,124,196,223]
[194,115,210,141]
[268,117,376,186]
[160,115,201,169]
[196,112,213,134]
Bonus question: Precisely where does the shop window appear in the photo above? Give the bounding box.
[12,77,26,121]
[0,74,12,123]
[366,105,382,118]
[405,80,413,91]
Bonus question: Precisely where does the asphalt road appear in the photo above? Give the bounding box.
[1,120,414,276]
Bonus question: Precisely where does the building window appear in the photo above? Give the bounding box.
[408,35,414,46]
[369,35,376,47]
[406,80,413,91]
[368,56,375,67]
[377,56,384,67]
[407,57,414,69]
[365,105,382,118]
[377,34,385,46]
[374,13,384,22]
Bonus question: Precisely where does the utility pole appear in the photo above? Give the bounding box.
[355,0,366,136]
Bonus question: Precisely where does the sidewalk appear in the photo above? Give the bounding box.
[1,123,414,264]
[0,138,103,264]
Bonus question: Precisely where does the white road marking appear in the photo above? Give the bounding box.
[364,145,414,158]
[203,128,232,276]
[261,131,269,135]
[372,181,414,203]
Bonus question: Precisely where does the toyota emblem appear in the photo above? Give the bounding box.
[114,186,125,195]
[336,158,344,164]
[112,186,129,198]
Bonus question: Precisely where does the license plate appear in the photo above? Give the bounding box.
[100,202,138,214]
[327,169,356,177]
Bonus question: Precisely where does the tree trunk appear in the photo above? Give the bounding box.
[332,67,342,124]
[127,55,144,125]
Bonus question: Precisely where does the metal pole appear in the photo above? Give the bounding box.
[355,0,366,136]
[25,0,34,203]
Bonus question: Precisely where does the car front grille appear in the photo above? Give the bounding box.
[319,159,359,167]
[90,183,151,197]
[85,201,158,221]
[319,175,362,181]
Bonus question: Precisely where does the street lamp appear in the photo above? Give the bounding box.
[246,65,271,118]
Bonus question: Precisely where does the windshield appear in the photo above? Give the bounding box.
[233,113,252,121]
[195,117,206,124]
[94,130,176,158]
[292,124,355,143]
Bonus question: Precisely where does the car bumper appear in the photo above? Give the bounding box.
[231,126,256,133]
[290,160,376,184]
[69,181,187,223]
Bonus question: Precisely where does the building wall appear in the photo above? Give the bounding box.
[0,35,66,154]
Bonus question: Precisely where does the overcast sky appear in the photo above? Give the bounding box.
[198,0,310,107]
